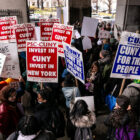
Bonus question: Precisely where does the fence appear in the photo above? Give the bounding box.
[0,9,23,23]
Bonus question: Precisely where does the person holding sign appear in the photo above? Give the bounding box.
[86,61,103,111]
[105,95,137,140]
[0,76,25,138]
[34,88,65,138]
[62,74,81,109]
[69,100,96,140]
[122,79,140,124]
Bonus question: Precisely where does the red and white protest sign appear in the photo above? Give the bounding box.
[40,18,60,41]
[0,16,17,42]
[26,41,58,83]
[52,23,73,57]
[15,23,36,52]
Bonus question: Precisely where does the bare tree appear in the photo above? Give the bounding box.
[57,0,60,7]
[92,0,98,13]
[41,0,44,9]
[101,0,112,13]
[37,0,39,8]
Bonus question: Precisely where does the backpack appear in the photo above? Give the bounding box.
[115,125,136,140]
[74,128,94,140]
[48,108,65,138]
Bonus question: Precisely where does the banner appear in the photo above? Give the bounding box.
[40,18,60,41]
[73,30,81,39]
[0,16,17,42]
[75,96,95,111]
[111,31,140,79]
[63,43,85,84]
[82,36,92,50]
[15,23,36,52]
[52,23,73,57]
[98,30,110,39]
[0,53,6,75]
[81,17,98,37]
[26,41,58,83]
[0,43,20,79]
[35,26,40,41]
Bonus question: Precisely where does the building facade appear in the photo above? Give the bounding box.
[28,0,65,8]
[0,0,28,23]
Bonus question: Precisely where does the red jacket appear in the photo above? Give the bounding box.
[0,102,21,137]
[0,81,8,90]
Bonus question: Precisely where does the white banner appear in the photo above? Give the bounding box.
[82,36,92,50]
[0,53,6,75]
[75,96,95,112]
[81,17,98,37]
[0,43,20,79]
[98,30,110,39]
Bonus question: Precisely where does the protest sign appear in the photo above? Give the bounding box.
[82,36,92,50]
[0,53,6,75]
[26,41,58,83]
[15,23,36,52]
[52,23,73,57]
[0,16,17,42]
[73,30,81,39]
[75,96,95,111]
[63,43,85,84]
[81,17,98,37]
[0,43,20,79]
[98,30,110,39]
[40,18,60,41]
[111,31,140,79]
[35,26,40,41]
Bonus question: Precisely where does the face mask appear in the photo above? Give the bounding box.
[38,101,42,104]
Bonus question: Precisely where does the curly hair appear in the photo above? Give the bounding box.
[110,96,130,128]
[0,85,16,102]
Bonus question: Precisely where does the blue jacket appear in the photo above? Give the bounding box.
[62,87,81,108]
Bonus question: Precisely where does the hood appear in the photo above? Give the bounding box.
[17,131,36,140]
[70,112,96,128]
[127,83,140,89]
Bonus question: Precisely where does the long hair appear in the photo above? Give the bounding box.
[0,85,16,102]
[90,61,99,72]
[110,95,130,128]
[17,115,40,135]
[70,100,89,120]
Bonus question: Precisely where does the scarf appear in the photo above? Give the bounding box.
[17,131,37,140]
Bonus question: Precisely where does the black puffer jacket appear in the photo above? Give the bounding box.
[34,103,65,138]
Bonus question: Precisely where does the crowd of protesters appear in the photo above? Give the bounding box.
[0,20,140,140]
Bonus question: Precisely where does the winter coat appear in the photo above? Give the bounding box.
[7,130,56,140]
[98,55,111,72]
[70,112,96,128]
[62,87,81,108]
[122,82,140,121]
[0,102,22,137]
[104,110,136,140]
[69,110,96,140]
[86,71,103,96]
[34,103,65,138]
[122,83,140,98]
